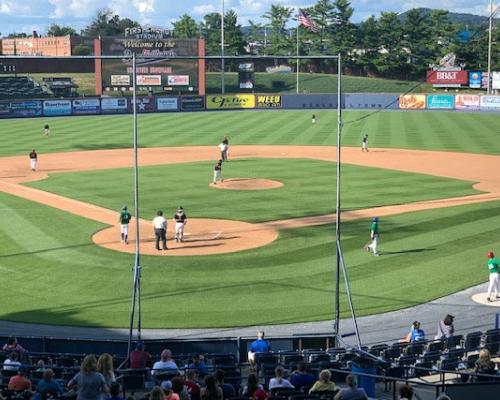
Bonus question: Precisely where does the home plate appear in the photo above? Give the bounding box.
[471,292,500,306]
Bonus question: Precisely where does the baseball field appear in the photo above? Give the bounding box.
[1,109,500,329]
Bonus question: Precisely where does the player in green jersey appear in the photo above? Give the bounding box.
[119,205,132,244]
[486,251,500,302]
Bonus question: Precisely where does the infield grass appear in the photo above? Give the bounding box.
[26,158,480,222]
[0,190,498,328]
[0,110,499,157]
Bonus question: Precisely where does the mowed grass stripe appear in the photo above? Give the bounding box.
[1,187,499,327]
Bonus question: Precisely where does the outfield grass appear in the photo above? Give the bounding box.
[1,110,500,157]
[0,189,498,328]
[26,159,479,223]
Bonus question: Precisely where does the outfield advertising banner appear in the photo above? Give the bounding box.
[0,100,42,118]
[101,97,128,114]
[399,94,426,109]
[132,97,155,113]
[469,72,482,89]
[281,94,338,109]
[156,97,179,111]
[181,96,205,111]
[256,95,282,108]
[427,95,454,110]
[206,94,255,110]
[493,72,500,90]
[344,94,399,109]
[455,94,480,110]
[72,99,101,115]
[43,100,72,116]
[480,96,500,110]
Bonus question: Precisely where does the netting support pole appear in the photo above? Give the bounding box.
[127,53,142,356]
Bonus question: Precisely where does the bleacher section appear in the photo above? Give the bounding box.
[0,76,50,99]
[2,328,500,400]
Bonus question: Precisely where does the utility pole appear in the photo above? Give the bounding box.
[487,0,493,94]
[221,0,225,94]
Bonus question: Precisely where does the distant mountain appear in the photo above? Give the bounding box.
[397,8,497,26]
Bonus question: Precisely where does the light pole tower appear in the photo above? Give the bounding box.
[221,0,225,94]
[488,0,493,94]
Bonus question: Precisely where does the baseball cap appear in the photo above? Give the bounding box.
[161,380,172,391]
[487,251,494,258]
[373,217,379,222]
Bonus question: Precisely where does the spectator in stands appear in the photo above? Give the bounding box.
[309,369,336,393]
[333,374,368,400]
[97,353,116,385]
[201,375,223,400]
[8,367,32,391]
[150,386,166,400]
[435,315,455,341]
[3,336,27,354]
[474,349,496,380]
[188,354,208,377]
[400,321,425,343]
[68,354,109,400]
[172,376,190,400]
[36,360,46,372]
[289,362,315,391]
[108,382,124,400]
[248,331,270,371]
[3,352,22,371]
[269,366,294,391]
[435,395,450,400]
[398,384,413,399]
[242,373,267,400]
[161,381,180,400]
[215,369,235,399]
[36,368,63,398]
[152,349,179,376]
[184,370,201,400]
[130,341,151,369]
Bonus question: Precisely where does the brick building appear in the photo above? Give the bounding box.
[0,35,94,56]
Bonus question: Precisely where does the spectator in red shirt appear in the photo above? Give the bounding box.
[130,341,151,369]
[8,367,32,391]
[3,336,27,354]
[185,369,201,400]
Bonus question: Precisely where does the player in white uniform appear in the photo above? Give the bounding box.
[29,149,37,171]
[213,160,223,184]
[174,207,187,242]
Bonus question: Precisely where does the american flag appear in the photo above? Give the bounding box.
[298,9,317,31]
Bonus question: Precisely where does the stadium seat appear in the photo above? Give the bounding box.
[464,331,483,352]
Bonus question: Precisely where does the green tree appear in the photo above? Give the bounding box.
[402,8,433,78]
[247,20,264,54]
[330,0,357,64]
[356,15,380,75]
[262,4,294,56]
[82,8,140,36]
[373,12,407,78]
[47,24,77,37]
[201,12,222,56]
[173,14,200,38]
[223,10,245,56]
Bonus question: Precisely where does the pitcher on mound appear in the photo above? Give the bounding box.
[174,207,187,242]
[365,217,380,256]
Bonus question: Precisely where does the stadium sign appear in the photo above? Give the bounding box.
[167,75,190,86]
[256,95,282,108]
[399,94,426,109]
[72,99,101,115]
[493,72,500,90]
[455,94,480,110]
[137,75,161,86]
[480,95,500,110]
[156,97,179,111]
[0,100,42,118]
[111,75,131,86]
[206,94,255,110]
[426,70,468,87]
[427,95,454,110]
[43,100,72,116]
[101,97,128,114]
[181,96,205,111]
[469,72,482,89]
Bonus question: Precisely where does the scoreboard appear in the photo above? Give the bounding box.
[99,28,200,94]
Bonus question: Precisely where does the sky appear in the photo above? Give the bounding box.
[0,0,496,36]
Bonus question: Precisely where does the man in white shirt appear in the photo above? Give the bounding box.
[3,352,22,371]
[153,210,168,251]
[152,349,178,376]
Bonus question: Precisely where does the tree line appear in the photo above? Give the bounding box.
[29,2,500,79]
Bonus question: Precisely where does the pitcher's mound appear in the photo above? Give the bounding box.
[210,178,283,190]
[471,292,500,306]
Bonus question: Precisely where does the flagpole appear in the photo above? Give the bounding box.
[296,12,300,94]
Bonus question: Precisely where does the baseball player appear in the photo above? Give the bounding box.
[311,114,316,125]
[218,141,228,162]
[362,135,369,152]
[222,136,229,161]
[213,160,223,184]
[44,123,50,137]
[174,207,187,242]
[119,205,132,244]
[486,251,500,302]
[365,217,380,256]
[29,149,37,171]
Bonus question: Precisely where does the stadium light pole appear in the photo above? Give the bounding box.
[221,0,225,94]
[127,52,142,356]
[334,53,341,347]
[488,0,493,94]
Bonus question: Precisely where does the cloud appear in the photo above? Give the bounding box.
[193,4,216,15]
[237,0,263,14]
[0,0,34,16]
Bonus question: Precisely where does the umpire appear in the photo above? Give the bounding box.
[153,210,168,250]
